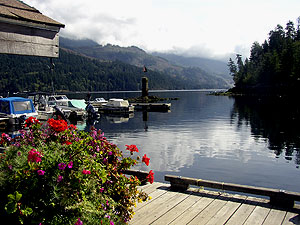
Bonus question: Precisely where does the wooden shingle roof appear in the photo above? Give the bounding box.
[0,0,64,57]
[0,0,65,28]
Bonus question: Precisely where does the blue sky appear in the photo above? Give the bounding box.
[25,0,300,61]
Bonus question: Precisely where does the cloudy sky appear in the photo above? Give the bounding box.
[24,0,299,60]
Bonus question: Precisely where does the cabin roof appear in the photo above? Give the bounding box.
[0,0,65,29]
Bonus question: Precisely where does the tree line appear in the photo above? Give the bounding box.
[228,18,300,95]
[0,49,191,95]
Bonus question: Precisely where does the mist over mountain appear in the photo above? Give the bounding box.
[151,52,230,79]
[60,37,232,89]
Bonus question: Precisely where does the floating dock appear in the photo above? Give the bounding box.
[131,103,171,112]
[131,182,300,225]
[124,171,300,224]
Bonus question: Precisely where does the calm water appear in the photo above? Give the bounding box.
[72,90,300,192]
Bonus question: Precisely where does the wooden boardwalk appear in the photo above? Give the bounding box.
[130,182,300,225]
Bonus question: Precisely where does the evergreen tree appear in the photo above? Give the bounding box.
[228,18,300,95]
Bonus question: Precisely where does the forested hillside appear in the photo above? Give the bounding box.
[152,52,230,79]
[0,39,231,94]
[0,48,194,95]
[60,38,231,88]
[228,19,300,95]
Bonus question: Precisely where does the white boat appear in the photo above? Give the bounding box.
[90,97,108,108]
[67,99,87,121]
[0,97,38,126]
[48,95,69,107]
[27,93,55,121]
[98,98,134,114]
[47,95,87,121]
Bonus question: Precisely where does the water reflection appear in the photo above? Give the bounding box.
[1,91,300,191]
[105,113,134,124]
[231,96,300,165]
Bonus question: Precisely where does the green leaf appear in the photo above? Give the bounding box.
[21,207,33,216]
[15,191,22,202]
[99,169,107,184]
[5,202,17,214]
[7,193,15,201]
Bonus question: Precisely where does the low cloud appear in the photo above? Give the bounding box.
[24,0,300,62]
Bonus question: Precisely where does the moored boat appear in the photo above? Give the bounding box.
[90,97,108,108]
[0,97,38,126]
[97,98,134,114]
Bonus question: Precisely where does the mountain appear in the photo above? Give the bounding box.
[151,52,230,79]
[0,37,233,95]
[60,37,232,88]
[0,48,188,94]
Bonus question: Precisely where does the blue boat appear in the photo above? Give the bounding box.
[0,97,38,126]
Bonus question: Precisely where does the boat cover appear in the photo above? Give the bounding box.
[68,99,86,110]
[0,97,36,114]
[106,99,129,107]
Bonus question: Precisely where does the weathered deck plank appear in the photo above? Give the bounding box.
[130,182,300,225]
[151,191,210,225]
[242,205,272,225]
[135,185,169,211]
[130,191,188,224]
[263,208,287,225]
[205,194,247,225]
[168,192,220,225]
[282,211,300,224]
[224,197,266,225]
[187,197,231,224]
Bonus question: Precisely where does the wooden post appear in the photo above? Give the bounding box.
[165,175,300,207]
[142,77,148,97]
[124,169,149,185]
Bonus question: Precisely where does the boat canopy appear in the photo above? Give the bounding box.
[68,99,87,110]
[0,97,36,114]
[106,99,130,107]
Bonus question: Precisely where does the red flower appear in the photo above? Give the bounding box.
[25,117,40,127]
[68,124,77,130]
[147,170,154,184]
[64,141,72,145]
[82,169,91,175]
[125,145,139,153]
[27,149,43,163]
[142,154,150,166]
[47,119,68,132]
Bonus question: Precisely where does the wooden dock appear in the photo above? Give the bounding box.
[131,103,171,112]
[130,182,300,225]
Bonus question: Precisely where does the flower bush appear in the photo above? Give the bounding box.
[0,117,153,224]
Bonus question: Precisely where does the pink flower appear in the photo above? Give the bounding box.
[37,170,45,175]
[82,169,91,175]
[57,175,63,182]
[27,149,43,163]
[74,218,83,225]
[58,163,66,170]
[68,161,73,169]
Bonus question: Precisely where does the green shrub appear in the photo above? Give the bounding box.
[0,117,153,224]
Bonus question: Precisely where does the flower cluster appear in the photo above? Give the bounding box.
[0,133,11,146]
[126,144,139,154]
[47,118,68,132]
[25,116,40,128]
[27,149,43,163]
[142,154,150,166]
[0,118,153,224]
[147,170,154,184]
